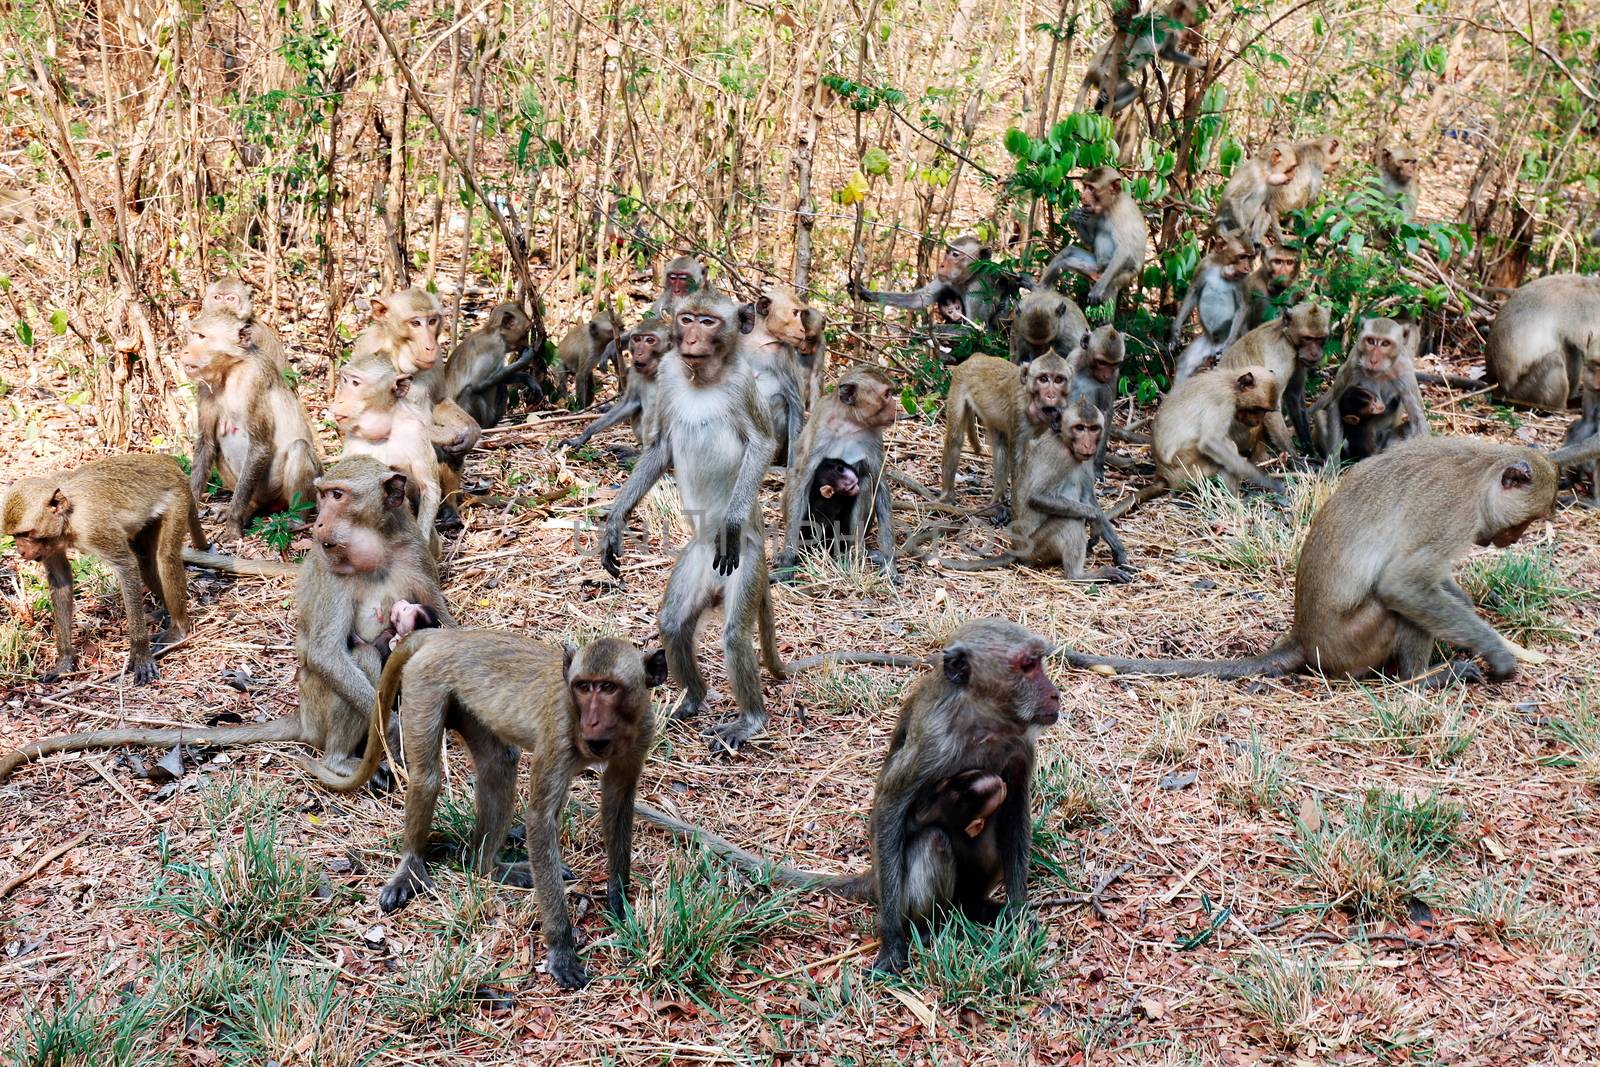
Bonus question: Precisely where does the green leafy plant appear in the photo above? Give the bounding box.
[248,492,315,554]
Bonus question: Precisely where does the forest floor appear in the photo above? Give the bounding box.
[3,317,1600,1065]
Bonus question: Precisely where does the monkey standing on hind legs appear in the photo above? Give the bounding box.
[1068,438,1558,685]
[1168,234,1256,381]
[303,630,667,990]
[0,457,451,782]
[202,276,288,371]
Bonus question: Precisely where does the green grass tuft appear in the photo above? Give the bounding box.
[1289,788,1461,919]
[909,907,1049,1016]
[1461,546,1583,641]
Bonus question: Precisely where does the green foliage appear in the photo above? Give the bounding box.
[1289,787,1462,919]
[820,75,906,113]
[5,986,171,1067]
[1461,545,1584,641]
[909,908,1050,1014]
[1002,113,1119,243]
[248,492,314,554]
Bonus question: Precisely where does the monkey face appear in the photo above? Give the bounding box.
[2,480,67,559]
[798,308,827,355]
[1068,422,1102,463]
[1090,356,1120,384]
[331,364,399,431]
[629,332,665,378]
[1222,252,1254,281]
[373,290,444,370]
[936,244,972,283]
[1010,643,1061,726]
[183,312,250,382]
[1359,330,1398,373]
[676,311,726,362]
[571,675,628,758]
[493,304,532,346]
[1265,251,1299,288]
[203,279,251,319]
[1025,358,1071,422]
[759,287,810,348]
[1237,404,1271,428]
[814,459,862,500]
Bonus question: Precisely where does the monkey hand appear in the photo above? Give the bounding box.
[712,520,743,575]
[1483,648,1518,682]
[441,429,475,456]
[845,275,865,300]
[601,527,624,578]
[545,951,592,990]
[556,434,586,450]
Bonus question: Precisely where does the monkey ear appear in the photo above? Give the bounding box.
[1500,462,1534,490]
[756,295,773,317]
[737,304,756,335]
[393,375,412,399]
[236,321,252,348]
[942,648,971,686]
[976,245,993,261]
[562,640,578,675]
[837,382,858,405]
[381,473,408,511]
[643,648,669,688]
[46,488,70,515]
[1080,331,1091,349]
[1235,372,1256,391]
[370,296,390,322]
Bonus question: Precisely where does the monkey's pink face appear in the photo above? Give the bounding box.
[1267,256,1297,284]
[1359,333,1395,373]
[1068,423,1101,463]
[9,533,51,561]
[310,485,387,575]
[1222,255,1254,281]
[676,312,725,362]
[1091,358,1120,384]
[1013,645,1061,725]
[403,314,442,368]
[571,676,635,759]
[630,335,663,378]
[1296,333,1329,366]
[1237,405,1270,428]
[936,246,971,283]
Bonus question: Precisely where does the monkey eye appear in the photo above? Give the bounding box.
[327,488,344,500]
[598,680,618,694]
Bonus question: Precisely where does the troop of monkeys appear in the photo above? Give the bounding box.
[5,120,1600,991]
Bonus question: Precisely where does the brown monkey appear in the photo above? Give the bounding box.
[1378,145,1420,221]
[944,399,1132,581]
[851,235,1001,330]
[942,353,1073,516]
[555,309,622,409]
[776,365,899,579]
[182,312,322,540]
[1170,233,1256,381]
[647,255,713,320]
[1215,143,1297,247]
[738,286,809,465]
[355,287,480,457]
[1484,274,1600,412]
[331,353,451,542]
[1310,317,1427,461]
[1009,286,1088,364]
[1134,366,1284,510]
[1065,324,1126,478]
[305,631,666,990]
[1269,136,1343,217]
[202,276,288,370]
[442,302,536,430]
[1041,168,1146,306]
[2,455,202,685]
[1311,380,1399,462]
[1216,301,1331,452]
[1243,243,1301,330]
[0,457,448,782]
[1078,0,1202,113]
[1067,438,1557,684]
[797,306,829,409]
[601,291,783,753]
[559,317,669,450]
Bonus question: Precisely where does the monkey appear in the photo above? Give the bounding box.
[1309,317,1427,462]
[775,365,899,580]
[181,312,322,541]
[647,255,713,320]
[943,399,1132,581]
[442,302,536,431]
[1009,286,1088,364]
[1378,145,1420,221]
[1311,380,1400,462]
[2,455,203,686]
[303,630,666,990]
[942,353,1073,518]
[558,317,669,450]
[331,353,452,543]
[796,306,829,410]
[1065,438,1558,685]
[851,235,1002,331]
[1215,301,1331,453]
[1243,242,1301,330]
[600,291,784,753]
[1065,324,1127,478]
[1483,275,1600,416]
[555,309,622,409]
[0,457,451,783]
[369,599,442,659]
[1169,233,1256,381]
[1268,136,1343,218]
[911,768,1008,844]
[738,286,810,465]
[1078,0,1203,114]
[354,287,480,458]
[201,276,288,370]
[1040,168,1146,307]
[1552,423,1600,503]
[1215,143,1297,247]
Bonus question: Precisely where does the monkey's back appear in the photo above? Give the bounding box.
[1485,274,1600,407]
[402,630,569,751]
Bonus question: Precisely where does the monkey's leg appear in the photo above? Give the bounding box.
[599,760,643,917]
[1173,336,1215,381]
[1504,353,1570,409]
[902,829,956,926]
[154,510,193,642]
[1378,577,1516,681]
[525,764,589,989]
[659,545,717,720]
[105,546,158,684]
[378,683,450,913]
[320,642,382,774]
[41,553,77,682]
[707,542,771,754]
[455,713,521,879]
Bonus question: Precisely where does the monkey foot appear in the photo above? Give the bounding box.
[378,860,434,913]
[706,717,764,756]
[670,698,705,722]
[128,656,160,685]
[544,952,591,990]
[40,659,76,684]
[867,949,908,976]
[1419,659,1485,688]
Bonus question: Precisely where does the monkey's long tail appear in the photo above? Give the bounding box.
[781,651,933,673]
[1057,643,1304,680]
[1415,371,1489,392]
[620,799,873,900]
[1106,482,1167,520]
[299,636,422,791]
[0,717,304,783]
[758,581,786,680]
[182,547,299,578]
[938,553,1019,572]
[185,495,208,551]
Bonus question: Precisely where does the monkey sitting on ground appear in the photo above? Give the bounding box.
[555,309,622,409]
[943,398,1132,581]
[942,353,1073,519]
[1308,317,1427,463]
[305,631,666,990]
[202,276,288,370]
[738,286,809,465]
[0,457,449,782]
[1378,145,1420,222]
[182,312,323,540]
[1067,438,1557,684]
[1484,274,1600,413]
[332,353,454,544]
[559,317,670,450]
[354,287,481,458]
[442,302,537,430]
[1243,243,1301,330]
[1215,143,1297,247]
[1215,301,1331,453]
[851,236,1002,331]
[776,365,900,580]
[1009,286,1087,364]
[1169,234,1255,381]
[1065,324,1126,479]
[1041,168,1147,307]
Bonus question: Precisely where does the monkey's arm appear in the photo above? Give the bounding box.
[1027,492,1101,521]
[43,552,76,675]
[302,597,380,711]
[868,756,922,973]
[872,472,897,566]
[1398,369,1430,437]
[851,278,941,311]
[1199,434,1284,493]
[229,420,277,538]
[1168,283,1201,349]
[1377,570,1517,680]
[1284,372,1315,452]
[191,399,220,501]
[601,437,672,575]
[428,398,482,455]
[561,389,642,448]
[996,773,1032,907]
[482,344,540,388]
[1088,237,1138,305]
[776,449,822,565]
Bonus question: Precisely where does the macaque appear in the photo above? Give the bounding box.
[1169,234,1255,381]
[2,455,204,685]
[600,291,784,753]
[1215,143,1297,247]
[1378,145,1420,221]
[1311,380,1400,463]
[1041,168,1146,306]
[306,631,666,990]
[942,353,1073,516]
[944,398,1132,581]
[796,306,829,409]
[776,365,899,579]
[1066,439,1557,684]
[1309,317,1427,462]
[1243,243,1301,330]
[370,599,442,659]
[202,276,288,370]
[1009,287,1088,364]
[331,353,451,542]
[1484,275,1600,414]
[738,286,809,465]
[1269,136,1343,217]
[182,312,322,540]
[354,287,480,458]
[559,318,669,450]
[1065,325,1126,477]
[1146,366,1285,501]
[556,309,623,409]
[648,255,712,320]
[852,235,1001,331]
[442,302,536,430]
[1215,301,1331,452]
[0,457,451,782]
[1078,0,1205,114]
